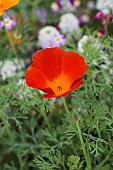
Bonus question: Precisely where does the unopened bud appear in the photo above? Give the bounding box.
[72,109,81,122]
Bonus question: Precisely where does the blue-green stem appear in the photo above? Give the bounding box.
[3,14,18,58]
[62,97,91,169]
[33,105,51,130]
[40,109,51,130]
[34,89,51,130]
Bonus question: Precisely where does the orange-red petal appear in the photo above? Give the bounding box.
[70,78,83,91]
[60,52,87,89]
[1,0,19,10]
[61,78,83,97]
[32,47,66,82]
[43,93,56,98]
[0,10,3,15]
[41,87,54,95]
[26,66,49,89]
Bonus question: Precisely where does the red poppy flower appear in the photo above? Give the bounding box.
[26,47,87,98]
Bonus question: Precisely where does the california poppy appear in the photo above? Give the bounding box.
[0,0,19,15]
[26,47,87,98]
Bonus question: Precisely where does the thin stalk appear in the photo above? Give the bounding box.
[62,97,91,169]
[33,89,51,130]
[3,14,18,58]
[33,105,51,130]
[40,109,51,130]
[62,97,70,114]
[76,121,91,168]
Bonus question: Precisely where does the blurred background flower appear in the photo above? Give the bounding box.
[51,2,60,14]
[59,13,80,34]
[77,35,100,53]
[0,15,16,30]
[0,59,24,80]
[96,0,113,12]
[51,0,80,13]
[35,8,47,24]
[38,26,66,48]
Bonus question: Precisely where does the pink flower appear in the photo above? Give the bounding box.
[43,34,66,48]
[0,15,16,30]
[95,11,104,19]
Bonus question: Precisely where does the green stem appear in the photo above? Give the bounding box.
[3,14,18,58]
[34,89,51,130]
[40,109,51,130]
[62,97,91,169]
[76,121,91,168]
[62,97,70,114]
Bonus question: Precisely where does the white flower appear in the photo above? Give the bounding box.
[17,79,26,86]
[77,35,89,53]
[78,35,111,70]
[96,0,113,12]
[38,26,64,48]
[0,59,24,80]
[60,0,77,12]
[81,14,90,23]
[87,1,95,9]
[59,13,80,34]
[100,53,111,69]
[77,35,100,53]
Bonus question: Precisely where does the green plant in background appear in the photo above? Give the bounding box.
[0,35,113,170]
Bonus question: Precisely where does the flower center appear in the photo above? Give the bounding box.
[57,85,62,91]
[74,0,80,6]
[48,76,70,96]
[51,2,59,10]
[56,37,61,41]
[4,19,10,25]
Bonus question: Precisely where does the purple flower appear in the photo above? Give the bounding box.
[97,29,105,37]
[51,2,60,14]
[54,34,66,45]
[35,9,47,24]
[69,0,74,5]
[0,21,4,28]
[70,0,80,7]
[78,16,84,25]
[99,29,105,35]
[43,34,66,48]
[43,37,59,48]
[78,14,89,25]
[56,0,62,8]
[0,15,16,30]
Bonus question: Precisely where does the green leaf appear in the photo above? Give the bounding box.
[67,155,83,170]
